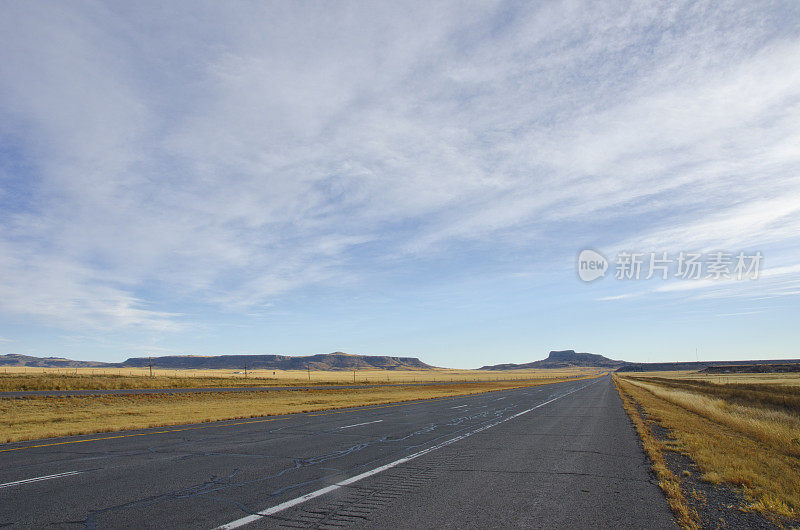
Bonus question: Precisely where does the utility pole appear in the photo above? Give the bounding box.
[244,359,247,378]
[353,369,356,384]
[149,357,153,378]
[307,365,310,381]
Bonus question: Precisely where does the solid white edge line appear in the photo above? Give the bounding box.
[0,470,83,489]
[212,379,598,530]
[339,420,383,429]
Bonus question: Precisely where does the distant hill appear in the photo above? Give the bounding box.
[0,352,435,371]
[480,349,800,372]
[479,350,625,370]
[7,351,799,373]
[701,364,800,374]
[118,352,434,371]
[616,359,800,372]
[0,354,107,368]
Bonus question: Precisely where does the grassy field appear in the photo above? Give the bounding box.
[0,366,599,391]
[614,377,698,529]
[628,369,800,387]
[615,372,800,524]
[1,373,602,444]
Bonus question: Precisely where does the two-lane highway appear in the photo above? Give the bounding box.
[0,376,675,528]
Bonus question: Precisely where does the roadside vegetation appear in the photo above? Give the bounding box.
[615,372,800,524]
[1,375,601,444]
[0,373,351,391]
[0,366,599,391]
[614,378,700,529]
[630,370,800,387]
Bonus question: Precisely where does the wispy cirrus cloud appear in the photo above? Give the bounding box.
[0,1,798,341]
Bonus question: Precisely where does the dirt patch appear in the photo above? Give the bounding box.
[642,410,782,529]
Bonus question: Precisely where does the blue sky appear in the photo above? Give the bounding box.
[1,2,799,368]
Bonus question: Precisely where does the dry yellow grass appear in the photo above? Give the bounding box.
[614,377,699,529]
[0,366,599,391]
[625,378,800,458]
[630,370,800,387]
[615,374,800,522]
[1,375,601,444]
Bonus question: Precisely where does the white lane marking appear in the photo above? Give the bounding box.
[450,405,468,409]
[212,380,597,530]
[0,470,83,489]
[339,420,383,430]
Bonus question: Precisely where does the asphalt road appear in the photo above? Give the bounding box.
[0,375,675,529]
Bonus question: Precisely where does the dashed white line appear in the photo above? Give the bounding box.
[212,380,597,530]
[339,420,383,429]
[0,471,83,489]
[450,405,468,409]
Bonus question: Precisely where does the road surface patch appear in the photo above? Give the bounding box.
[212,381,596,529]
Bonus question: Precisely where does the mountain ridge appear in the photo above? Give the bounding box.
[479,349,625,370]
[5,351,800,372]
[0,352,435,371]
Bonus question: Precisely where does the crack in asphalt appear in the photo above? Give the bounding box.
[49,398,538,528]
[3,385,594,529]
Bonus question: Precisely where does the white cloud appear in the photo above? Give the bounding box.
[760,264,800,278]
[655,262,800,294]
[597,293,638,301]
[715,311,764,317]
[0,2,798,331]
[0,240,182,331]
